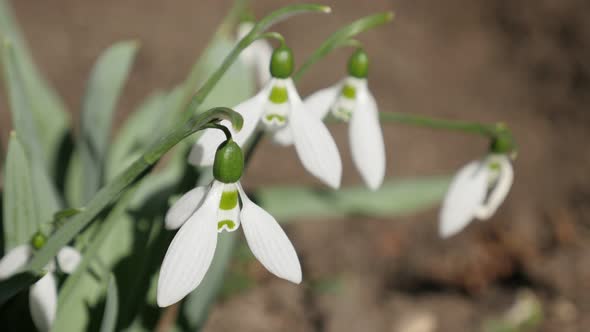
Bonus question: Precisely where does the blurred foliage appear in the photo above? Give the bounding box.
[0,0,451,331]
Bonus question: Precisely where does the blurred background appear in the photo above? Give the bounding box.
[1,0,590,331]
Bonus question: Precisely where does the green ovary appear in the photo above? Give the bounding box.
[341,84,356,99]
[217,220,236,231]
[219,190,239,210]
[269,85,288,104]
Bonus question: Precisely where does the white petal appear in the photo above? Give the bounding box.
[56,246,81,274]
[0,245,32,279]
[474,155,514,220]
[165,186,209,230]
[188,85,270,167]
[270,126,294,146]
[237,183,302,283]
[29,273,57,332]
[349,89,386,190]
[439,161,489,238]
[303,84,341,119]
[286,79,342,189]
[157,181,223,307]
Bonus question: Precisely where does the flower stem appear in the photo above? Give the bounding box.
[293,11,394,81]
[379,111,516,154]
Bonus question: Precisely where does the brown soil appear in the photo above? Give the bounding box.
[3,0,590,331]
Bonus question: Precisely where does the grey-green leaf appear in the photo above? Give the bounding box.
[3,133,36,251]
[256,176,451,221]
[99,274,119,332]
[2,41,61,233]
[0,0,70,172]
[79,41,139,202]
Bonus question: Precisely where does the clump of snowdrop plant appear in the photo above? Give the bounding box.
[0,233,80,331]
[0,2,518,330]
[158,138,301,306]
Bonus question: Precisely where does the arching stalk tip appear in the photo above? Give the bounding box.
[321,6,332,13]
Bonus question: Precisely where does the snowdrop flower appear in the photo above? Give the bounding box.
[303,49,386,190]
[439,153,514,237]
[0,233,81,332]
[189,45,342,189]
[237,21,272,86]
[158,139,301,307]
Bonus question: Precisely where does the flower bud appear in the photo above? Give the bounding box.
[270,46,294,79]
[347,48,369,78]
[31,231,46,250]
[213,139,244,183]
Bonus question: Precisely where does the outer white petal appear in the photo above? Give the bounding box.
[286,79,342,189]
[29,273,57,332]
[188,85,271,167]
[270,126,294,146]
[165,186,209,230]
[474,155,514,220]
[157,181,223,307]
[237,183,302,284]
[303,83,341,119]
[439,161,489,238]
[0,245,32,279]
[350,89,386,190]
[56,246,81,274]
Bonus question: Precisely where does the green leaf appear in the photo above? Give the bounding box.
[3,134,37,251]
[0,0,70,172]
[99,274,119,332]
[107,92,167,180]
[0,271,40,306]
[256,177,451,221]
[79,41,139,203]
[2,42,61,228]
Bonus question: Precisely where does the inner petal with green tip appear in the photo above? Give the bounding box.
[262,81,290,130]
[217,183,241,232]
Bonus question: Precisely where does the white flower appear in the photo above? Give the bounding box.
[188,78,342,189]
[0,244,81,331]
[439,154,514,238]
[157,180,302,307]
[303,76,386,190]
[237,22,272,86]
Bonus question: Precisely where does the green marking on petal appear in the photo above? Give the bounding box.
[488,162,501,171]
[269,85,288,104]
[265,114,287,123]
[219,190,239,210]
[341,84,356,99]
[218,220,237,231]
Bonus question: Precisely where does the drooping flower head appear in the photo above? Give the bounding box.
[158,139,302,307]
[189,44,342,189]
[0,233,81,332]
[303,48,386,190]
[439,152,514,238]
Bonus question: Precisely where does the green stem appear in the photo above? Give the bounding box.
[293,11,394,81]
[379,112,497,137]
[378,112,516,154]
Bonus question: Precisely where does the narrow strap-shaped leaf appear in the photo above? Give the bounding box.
[256,177,451,221]
[79,41,139,203]
[99,274,119,332]
[0,271,41,306]
[3,133,37,251]
[2,43,61,229]
[0,0,70,171]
